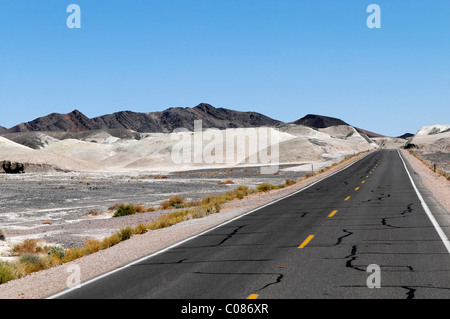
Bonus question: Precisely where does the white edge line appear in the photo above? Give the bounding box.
[397,149,450,254]
[47,151,374,299]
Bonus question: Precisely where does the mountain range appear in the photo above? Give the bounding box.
[0,103,385,137]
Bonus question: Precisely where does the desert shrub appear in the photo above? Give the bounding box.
[18,254,48,274]
[47,246,65,260]
[159,200,172,210]
[11,239,39,255]
[101,232,122,249]
[146,207,156,212]
[147,209,194,231]
[133,224,148,235]
[257,184,272,192]
[182,200,200,208]
[190,205,217,219]
[118,227,134,241]
[169,196,184,206]
[113,204,136,217]
[235,185,250,195]
[62,248,86,263]
[158,196,188,210]
[0,228,6,241]
[235,190,246,199]
[224,191,236,201]
[285,179,297,186]
[0,262,19,284]
[83,239,102,254]
[133,205,147,213]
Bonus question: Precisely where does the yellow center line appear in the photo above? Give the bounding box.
[298,235,314,248]
[361,180,365,183]
[247,294,259,299]
[328,210,338,217]
[345,196,351,201]
[366,175,370,178]
[355,187,360,191]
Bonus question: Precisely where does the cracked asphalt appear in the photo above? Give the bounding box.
[57,150,450,299]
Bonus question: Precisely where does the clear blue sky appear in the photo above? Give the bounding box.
[1,0,449,136]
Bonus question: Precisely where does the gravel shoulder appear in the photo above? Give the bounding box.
[0,152,372,299]
[401,149,450,213]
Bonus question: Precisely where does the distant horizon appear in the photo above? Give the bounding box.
[1,1,449,136]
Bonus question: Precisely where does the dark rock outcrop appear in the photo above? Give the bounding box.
[0,161,69,174]
[0,161,25,174]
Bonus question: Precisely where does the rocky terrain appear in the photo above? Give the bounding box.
[406,125,450,173]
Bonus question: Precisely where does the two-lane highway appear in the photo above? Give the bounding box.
[52,150,450,299]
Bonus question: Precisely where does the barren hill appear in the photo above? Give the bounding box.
[292,114,384,138]
[91,103,282,133]
[291,114,348,128]
[5,104,283,134]
[7,110,102,133]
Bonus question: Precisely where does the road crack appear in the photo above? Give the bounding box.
[213,225,246,247]
[332,229,353,246]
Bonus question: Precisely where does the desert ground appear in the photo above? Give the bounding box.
[0,164,305,251]
[0,124,377,256]
[1,123,448,260]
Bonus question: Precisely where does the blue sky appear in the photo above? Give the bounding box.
[0,0,449,136]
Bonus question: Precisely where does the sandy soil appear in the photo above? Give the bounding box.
[401,149,450,213]
[0,151,372,299]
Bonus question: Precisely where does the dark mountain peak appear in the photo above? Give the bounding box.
[0,126,6,133]
[69,109,84,116]
[193,103,216,111]
[397,133,414,139]
[6,109,101,133]
[291,114,386,137]
[292,114,349,128]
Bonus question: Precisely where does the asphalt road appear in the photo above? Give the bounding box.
[55,150,450,299]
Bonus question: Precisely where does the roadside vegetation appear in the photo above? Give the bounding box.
[0,150,369,286]
[0,179,297,285]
